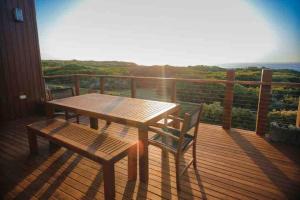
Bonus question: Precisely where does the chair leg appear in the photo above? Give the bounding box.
[192,142,197,169]
[49,141,60,153]
[103,162,115,200]
[27,131,38,155]
[65,111,69,120]
[76,115,80,124]
[175,156,181,191]
[128,144,137,181]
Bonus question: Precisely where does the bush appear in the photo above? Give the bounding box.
[269,122,300,145]
[232,107,256,130]
[202,102,223,124]
[268,110,297,126]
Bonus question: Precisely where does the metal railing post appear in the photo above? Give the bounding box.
[100,77,104,94]
[131,78,136,98]
[74,75,80,95]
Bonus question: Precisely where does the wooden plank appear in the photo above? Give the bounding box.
[26,118,138,199]
[0,0,44,120]
[43,74,300,90]
[27,118,136,162]
[47,93,179,126]
[1,116,300,199]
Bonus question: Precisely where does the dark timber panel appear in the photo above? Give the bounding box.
[0,0,44,121]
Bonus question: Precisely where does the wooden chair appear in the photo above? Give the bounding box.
[148,105,203,190]
[46,87,80,123]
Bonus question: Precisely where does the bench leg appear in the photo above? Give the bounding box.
[90,117,98,129]
[138,126,149,182]
[76,115,80,124]
[103,163,115,200]
[27,131,38,155]
[49,141,60,153]
[106,121,111,126]
[128,144,137,181]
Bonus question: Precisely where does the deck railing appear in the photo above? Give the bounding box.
[43,69,300,135]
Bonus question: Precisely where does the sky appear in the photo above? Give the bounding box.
[35,0,300,66]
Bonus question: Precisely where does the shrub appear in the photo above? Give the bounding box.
[268,110,297,126]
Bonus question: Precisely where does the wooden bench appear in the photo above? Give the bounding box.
[26,118,137,200]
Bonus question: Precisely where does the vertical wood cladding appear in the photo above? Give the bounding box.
[0,0,45,121]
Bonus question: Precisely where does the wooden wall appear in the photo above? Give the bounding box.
[0,0,45,121]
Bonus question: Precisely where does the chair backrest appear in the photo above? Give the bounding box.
[181,105,203,133]
[48,88,75,100]
[177,104,203,152]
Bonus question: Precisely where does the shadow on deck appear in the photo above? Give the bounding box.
[0,116,300,199]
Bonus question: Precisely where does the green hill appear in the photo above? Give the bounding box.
[42,60,300,82]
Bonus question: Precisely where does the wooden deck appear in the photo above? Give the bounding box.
[0,116,300,199]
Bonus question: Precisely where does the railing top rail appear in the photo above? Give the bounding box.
[271,82,300,87]
[44,74,74,78]
[43,74,300,87]
[43,74,228,83]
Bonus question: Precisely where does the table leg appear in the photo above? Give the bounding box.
[90,117,98,129]
[138,126,149,182]
[27,130,38,155]
[128,144,137,181]
[46,104,54,119]
[172,110,181,129]
[103,162,115,200]
[46,104,60,151]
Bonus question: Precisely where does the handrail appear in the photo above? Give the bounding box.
[43,71,300,135]
[43,74,74,78]
[271,82,300,87]
[43,74,300,87]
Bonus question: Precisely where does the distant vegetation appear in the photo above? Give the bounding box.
[42,60,300,82]
[43,60,300,131]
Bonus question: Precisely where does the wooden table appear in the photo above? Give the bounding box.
[46,93,180,182]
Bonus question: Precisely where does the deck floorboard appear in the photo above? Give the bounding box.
[0,116,300,199]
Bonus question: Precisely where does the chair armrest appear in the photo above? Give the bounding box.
[148,126,180,141]
[167,115,184,122]
[151,118,173,128]
[150,115,182,128]
[53,112,66,117]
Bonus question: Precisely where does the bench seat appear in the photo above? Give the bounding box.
[27,118,137,200]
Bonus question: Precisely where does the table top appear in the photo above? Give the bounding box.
[47,93,180,126]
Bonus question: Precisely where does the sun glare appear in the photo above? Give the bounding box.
[41,0,278,65]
